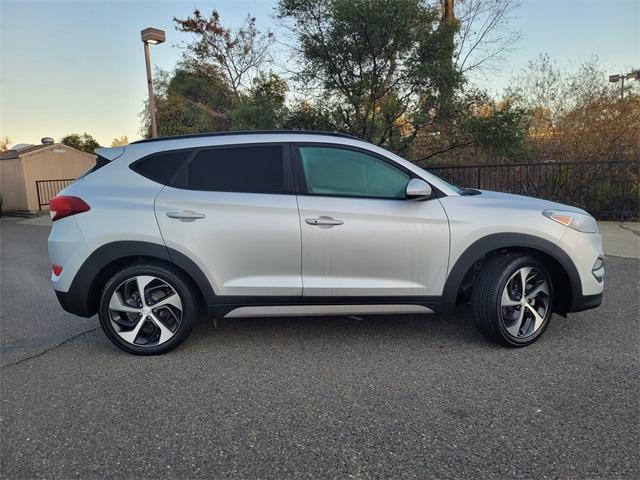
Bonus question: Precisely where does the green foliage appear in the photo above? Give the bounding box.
[140,68,231,137]
[140,9,283,137]
[231,73,288,130]
[283,101,335,131]
[174,9,274,100]
[140,0,534,164]
[140,67,290,137]
[277,0,463,151]
[60,133,100,154]
[462,101,532,162]
[168,68,234,113]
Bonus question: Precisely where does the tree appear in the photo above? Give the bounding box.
[167,67,234,113]
[140,9,278,137]
[61,133,100,153]
[174,9,275,102]
[452,0,522,76]
[231,73,288,130]
[111,136,129,147]
[462,100,531,162]
[507,55,640,162]
[284,100,337,131]
[0,136,10,152]
[277,0,464,152]
[139,68,233,137]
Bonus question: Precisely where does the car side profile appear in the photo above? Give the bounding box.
[48,131,604,354]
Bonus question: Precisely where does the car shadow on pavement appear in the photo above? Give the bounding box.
[82,307,497,357]
[178,307,494,355]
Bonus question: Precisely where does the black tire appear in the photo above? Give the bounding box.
[471,253,554,347]
[98,262,198,355]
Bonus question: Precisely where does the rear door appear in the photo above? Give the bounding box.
[294,144,450,297]
[153,143,302,296]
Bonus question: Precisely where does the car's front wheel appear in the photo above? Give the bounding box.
[98,263,198,355]
[472,254,554,347]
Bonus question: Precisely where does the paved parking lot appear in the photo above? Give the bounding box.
[1,216,638,479]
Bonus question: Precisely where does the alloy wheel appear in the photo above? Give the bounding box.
[500,267,550,339]
[108,275,183,347]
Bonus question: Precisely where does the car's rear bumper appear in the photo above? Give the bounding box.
[55,289,93,317]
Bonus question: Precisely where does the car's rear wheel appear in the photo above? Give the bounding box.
[98,263,197,355]
[472,254,554,347]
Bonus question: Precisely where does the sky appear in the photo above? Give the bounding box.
[0,0,638,147]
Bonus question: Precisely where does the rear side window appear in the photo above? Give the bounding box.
[131,150,190,185]
[185,146,284,193]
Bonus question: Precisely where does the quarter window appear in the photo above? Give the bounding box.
[131,150,190,185]
[298,146,409,199]
[185,146,284,193]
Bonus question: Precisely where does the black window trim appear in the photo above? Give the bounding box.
[291,142,442,201]
[130,142,294,195]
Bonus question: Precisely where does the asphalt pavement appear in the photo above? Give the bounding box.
[1,216,638,479]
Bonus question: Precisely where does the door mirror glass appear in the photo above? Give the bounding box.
[405,178,432,200]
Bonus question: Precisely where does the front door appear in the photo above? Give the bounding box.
[294,145,449,297]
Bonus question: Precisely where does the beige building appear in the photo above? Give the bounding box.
[0,141,96,213]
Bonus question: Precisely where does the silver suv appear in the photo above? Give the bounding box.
[48,131,604,354]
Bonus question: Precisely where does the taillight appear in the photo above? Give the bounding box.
[50,196,91,221]
[52,265,63,276]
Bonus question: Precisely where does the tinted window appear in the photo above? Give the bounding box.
[186,146,284,193]
[132,150,189,185]
[299,146,409,199]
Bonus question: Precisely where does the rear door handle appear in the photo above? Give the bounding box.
[305,216,344,226]
[166,210,206,220]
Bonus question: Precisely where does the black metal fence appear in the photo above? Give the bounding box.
[35,179,75,210]
[428,160,639,221]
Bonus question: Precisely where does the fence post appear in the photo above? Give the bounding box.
[620,164,626,222]
[36,181,42,211]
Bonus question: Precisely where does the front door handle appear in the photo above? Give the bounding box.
[305,216,344,227]
[166,210,206,220]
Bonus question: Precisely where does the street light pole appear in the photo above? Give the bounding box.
[143,41,158,138]
[140,27,166,138]
[609,70,640,100]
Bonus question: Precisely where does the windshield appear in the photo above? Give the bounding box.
[436,176,463,194]
[425,170,463,194]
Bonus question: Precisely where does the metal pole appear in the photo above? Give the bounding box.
[620,75,625,100]
[144,41,158,138]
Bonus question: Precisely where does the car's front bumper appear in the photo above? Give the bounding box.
[558,228,604,312]
[570,292,603,312]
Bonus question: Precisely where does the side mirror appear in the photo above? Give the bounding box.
[405,178,432,200]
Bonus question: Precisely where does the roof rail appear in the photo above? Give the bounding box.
[130,130,361,145]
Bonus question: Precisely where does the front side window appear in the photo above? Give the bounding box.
[298,146,410,199]
[185,145,284,193]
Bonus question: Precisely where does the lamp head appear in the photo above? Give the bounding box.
[141,27,165,45]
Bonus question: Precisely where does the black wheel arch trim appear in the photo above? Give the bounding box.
[441,233,592,314]
[57,241,216,317]
[55,235,600,319]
